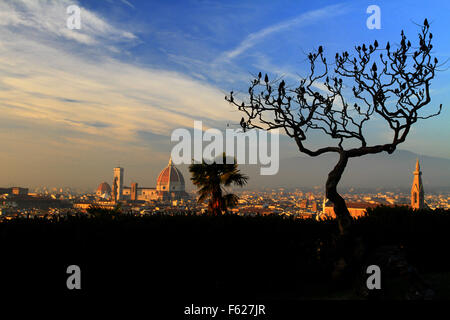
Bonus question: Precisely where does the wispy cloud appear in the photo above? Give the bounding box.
[0,38,232,140]
[0,0,233,153]
[119,0,135,9]
[0,0,137,46]
[220,3,348,61]
[105,0,136,9]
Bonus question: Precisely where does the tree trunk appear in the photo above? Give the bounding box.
[325,152,352,235]
[210,189,223,216]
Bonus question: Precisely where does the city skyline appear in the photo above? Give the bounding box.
[2,156,449,218]
[7,150,450,195]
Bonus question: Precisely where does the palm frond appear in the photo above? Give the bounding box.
[189,153,248,214]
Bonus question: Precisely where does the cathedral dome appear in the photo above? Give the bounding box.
[96,182,112,196]
[156,158,185,192]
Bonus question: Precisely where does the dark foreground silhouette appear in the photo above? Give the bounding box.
[1,206,450,301]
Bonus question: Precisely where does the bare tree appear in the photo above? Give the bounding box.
[226,20,442,235]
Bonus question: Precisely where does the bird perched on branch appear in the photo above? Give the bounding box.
[318,46,323,54]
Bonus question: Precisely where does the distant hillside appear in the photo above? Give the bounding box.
[178,150,450,192]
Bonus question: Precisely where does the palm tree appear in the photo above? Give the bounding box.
[189,154,248,215]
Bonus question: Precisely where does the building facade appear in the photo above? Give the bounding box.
[0,187,29,195]
[98,157,189,203]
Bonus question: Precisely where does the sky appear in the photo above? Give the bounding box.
[0,0,449,191]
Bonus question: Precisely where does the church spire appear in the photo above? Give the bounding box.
[168,156,173,166]
[415,158,420,172]
[411,158,424,210]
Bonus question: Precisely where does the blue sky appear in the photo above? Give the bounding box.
[0,0,449,190]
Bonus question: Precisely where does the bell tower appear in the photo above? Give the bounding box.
[113,167,124,202]
[411,159,424,210]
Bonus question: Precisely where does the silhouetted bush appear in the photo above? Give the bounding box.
[1,206,449,299]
